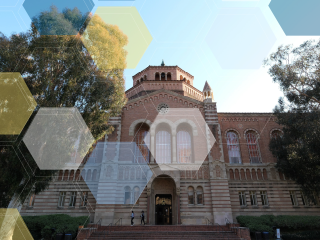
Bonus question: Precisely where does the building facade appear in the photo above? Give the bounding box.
[20,63,320,225]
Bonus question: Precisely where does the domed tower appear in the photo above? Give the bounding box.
[203,81,214,101]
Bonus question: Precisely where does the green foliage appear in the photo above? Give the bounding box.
[32,5,88,35]
[237,215,320,233]
[282,231,320,240]
[273,215,320,230]
[23,214,89,240]
[0,6,128,207]
[236,215,273,233]
[264,40,320,204]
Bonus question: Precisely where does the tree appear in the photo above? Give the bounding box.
[0,8,128,207]
[265,40,320,204]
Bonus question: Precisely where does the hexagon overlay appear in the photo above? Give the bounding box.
[148,108,215,172]
[80,142,152,205]
[205,8,276,69]
[23,108,95,170]
[269,0,320,36]
[0,73,37,135]
[0,208,33,240]
[94,7,153,69]
[23,0,94,35]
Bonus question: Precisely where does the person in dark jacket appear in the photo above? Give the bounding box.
[131,211,134,226]
[140,211,145,225]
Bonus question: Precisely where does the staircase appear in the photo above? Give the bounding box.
[86,225,244,240]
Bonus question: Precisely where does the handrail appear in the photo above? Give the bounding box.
[86,218,102,239]
[225,217,232,224]
[214,222,222,233]
[114,218,122,226]
[205,217,213,225]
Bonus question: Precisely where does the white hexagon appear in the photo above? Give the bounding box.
[23,108,95,170]
[80,142,152,205]
[147,108,215,172]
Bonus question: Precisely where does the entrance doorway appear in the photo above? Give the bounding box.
[155,194,172,225]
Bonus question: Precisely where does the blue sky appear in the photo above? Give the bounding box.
[1,0,319,112]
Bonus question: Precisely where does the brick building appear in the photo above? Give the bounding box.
[20,63,320,226]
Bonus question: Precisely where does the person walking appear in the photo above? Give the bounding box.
[131,211,135,226]
[140,211,145,225]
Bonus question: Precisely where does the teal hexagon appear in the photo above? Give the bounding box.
[94,7,153,69]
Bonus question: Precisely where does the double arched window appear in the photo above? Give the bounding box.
[156,130,171,164]
[124,186,140,205]
[188,186,204,205]
[226,131,241,164]
[246,131,261,164]
[177,131,192,163]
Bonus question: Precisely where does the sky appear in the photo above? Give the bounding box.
[0,0,319,112]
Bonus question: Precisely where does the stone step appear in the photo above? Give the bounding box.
[89,232,240,240]
[98,225,230,232]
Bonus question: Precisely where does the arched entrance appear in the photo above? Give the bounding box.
[149,174,177,225]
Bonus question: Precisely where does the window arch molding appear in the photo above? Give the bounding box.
[129,119,152,136]
[269,128,283,138]
[244,128,260,139]
[225,128,241,139]
[173,119,198,136]
[150,119,174,136]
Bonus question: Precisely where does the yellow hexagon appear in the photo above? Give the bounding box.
[84,7,153,69]
[0,73,37,135]
[0,208,33,240]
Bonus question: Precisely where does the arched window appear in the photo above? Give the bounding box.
[229,169,234,180]
[86,169,92,181]
[177,131,192,163]
[69,170,74,181]
[134,124,150,163]
[246,169,251,180]
[124,186,131,204]
[140,77,143,82]
[161,72,166,80]
[133,186,140,204]
[63,170,69,181]
[263,169,268,180]
[196,186,203,205]
[155,72,160,81]
[92,169,97,181]
[167,73,171,80]
[156,130,171,164]
[271,130,283,139]
[144,75,147,80]
[226,131,242,164]
[180,75,183,80]
[81,169,86,181]
[58,170,63,181]
[240,169,245,180]
[75,169,80,181]
[188,187,194,205]
[246,131,262,164]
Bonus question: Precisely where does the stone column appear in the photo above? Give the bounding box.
[172,131,177,163]
[147,188,151,224]
[151,135,155,163]
[177,187,181,224]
